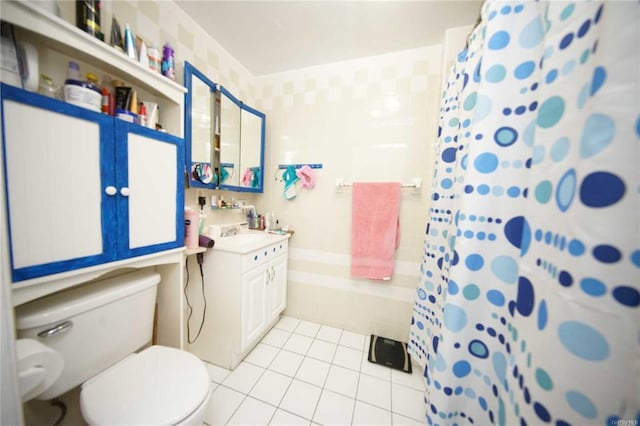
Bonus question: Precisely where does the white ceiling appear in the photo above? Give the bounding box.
[175,1,482,76]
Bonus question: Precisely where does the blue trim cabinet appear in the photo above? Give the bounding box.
[1,84,184,282]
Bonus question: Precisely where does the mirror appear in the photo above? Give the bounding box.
[184,62,219,188]
[184,61,265,193]
[238,105,265,190]
[219,88,241,187]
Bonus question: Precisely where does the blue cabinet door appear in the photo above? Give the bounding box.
[1,84,185,282]
[1,83,117,281]
[114,121,184,259]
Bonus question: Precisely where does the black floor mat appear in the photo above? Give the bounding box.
[367,335,412,374]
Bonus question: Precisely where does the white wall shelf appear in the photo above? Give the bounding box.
[1,1,186,105]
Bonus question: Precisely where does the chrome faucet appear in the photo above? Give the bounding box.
[221,225,243,237]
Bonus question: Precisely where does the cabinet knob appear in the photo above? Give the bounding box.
[105,186,117,196]
[120,187,130,197]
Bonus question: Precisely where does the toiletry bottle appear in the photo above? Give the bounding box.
[124,24,137,60]
[138,102,147,126]
[100,75,114,115]
[66,61,80,81]
[76,0,103,41]
[147,46,160,73]
[161,43,175,80]
[184,208,199,249]
[86,72,98,86]
[138,41,148,67]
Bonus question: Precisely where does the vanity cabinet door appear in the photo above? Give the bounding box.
[1,84,116,282]
[268,254,288,319]
[114,122,184,259]
[241,265,268,352]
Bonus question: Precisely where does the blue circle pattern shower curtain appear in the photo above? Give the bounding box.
[408,1,639,425]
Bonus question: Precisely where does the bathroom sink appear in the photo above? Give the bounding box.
[213,230,289,253]
[226,233,267,245]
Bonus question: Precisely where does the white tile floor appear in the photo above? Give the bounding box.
[201,316,426,425]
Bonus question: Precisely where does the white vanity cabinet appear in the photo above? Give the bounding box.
[241,251,288,352]
[186,233,289,369]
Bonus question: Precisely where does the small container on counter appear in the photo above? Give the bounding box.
[38,74,59,98]
[115,108,136,123]
[64,79,101,112]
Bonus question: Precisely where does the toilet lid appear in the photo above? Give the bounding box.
[81,346,210,426]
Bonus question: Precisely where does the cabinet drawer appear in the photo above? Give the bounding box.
[242,240,288,273]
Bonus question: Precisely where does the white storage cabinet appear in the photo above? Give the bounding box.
[1,85,184,282]
[186,237,288,369]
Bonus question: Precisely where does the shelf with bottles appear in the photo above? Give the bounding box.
[2,1,186,137]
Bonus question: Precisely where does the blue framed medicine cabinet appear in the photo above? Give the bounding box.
[184,61,265,193]
[1,83,185,282]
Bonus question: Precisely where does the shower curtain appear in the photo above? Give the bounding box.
[408,1,639,425]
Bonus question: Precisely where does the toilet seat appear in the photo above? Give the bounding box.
[80,345,210,425]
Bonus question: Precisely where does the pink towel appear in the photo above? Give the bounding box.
[351,182,401,280]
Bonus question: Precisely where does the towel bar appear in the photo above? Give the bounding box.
[335,178,422,189]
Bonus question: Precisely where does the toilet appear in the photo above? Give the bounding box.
[14,270,212,425]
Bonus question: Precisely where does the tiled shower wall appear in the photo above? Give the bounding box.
[253,46,443,341]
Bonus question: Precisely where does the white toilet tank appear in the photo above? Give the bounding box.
[15,270,160,400]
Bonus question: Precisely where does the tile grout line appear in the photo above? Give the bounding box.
[264,318,319,423]
[310,327,344,423]
[224,326,289,425]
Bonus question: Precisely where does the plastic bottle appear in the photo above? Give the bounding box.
[138,102,147,126]
[161,43,175,80]
[66,61,80,81]
[100,75,114,115]
[184,208,199,249]
[86,72,99,86]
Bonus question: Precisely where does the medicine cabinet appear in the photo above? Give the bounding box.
[184,62,265,193]
[184,62,219,188]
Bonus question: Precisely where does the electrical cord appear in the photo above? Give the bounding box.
[51,399,66,426]
[184,255,207,343]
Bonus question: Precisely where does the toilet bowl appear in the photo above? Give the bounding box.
[14,270,211,425]
[81,346,211,425]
